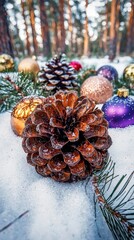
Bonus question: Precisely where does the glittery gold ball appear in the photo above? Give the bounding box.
[123,64,134,83]
[80,76,113,104]
[18,58,40,75]
[11,96,45,136]
[0,54,14,72]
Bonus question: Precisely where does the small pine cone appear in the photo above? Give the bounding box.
[38,55,79,93]
[22,91,112,182]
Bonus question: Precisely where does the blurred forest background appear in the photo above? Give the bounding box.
[0,0,134,61]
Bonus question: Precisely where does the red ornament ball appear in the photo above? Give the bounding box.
[69,61,82,71]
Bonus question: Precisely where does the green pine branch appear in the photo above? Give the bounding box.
[113,77,134,96]
[92,158,134,240]
[0,73,47,113]
[0,69,134,114]
[78,66,96,85]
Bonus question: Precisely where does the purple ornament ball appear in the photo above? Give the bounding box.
[97,65,118,82]
[102,96,134,128]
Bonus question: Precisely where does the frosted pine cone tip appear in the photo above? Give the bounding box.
[38,55,79,93]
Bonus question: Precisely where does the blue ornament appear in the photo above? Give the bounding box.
[97,65,118,82]
[102,88,134,128]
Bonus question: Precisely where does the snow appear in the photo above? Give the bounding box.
[0,112,110,240]
[79,56,134,78]
[0,72,18,80]
[39,55,134,78]
[0,110,134,240]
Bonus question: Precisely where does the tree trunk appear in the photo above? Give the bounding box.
[51,20,58,54]
[49,1,59,54]
[39,0,51,57]
[126,0,134,55]
[103,1,109,54]
[83,0,90,56]
[21,0,31,56]
[109,0,120,61]
[0,0,13,56]
[59,0,66,53]
[68,0,73,54]
[27,0,38,56]
[116,1,120,56]
[99,23,103,55]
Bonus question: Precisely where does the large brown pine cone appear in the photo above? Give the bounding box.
[38,55,78,93]
[22,91,112,182]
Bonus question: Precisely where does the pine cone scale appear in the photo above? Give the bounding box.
[27,153,36,166]
[77,140,95,158]
[36,165,51,177]
[69,160,85,175]
[54,100,66,118]
[31,110,49,125]
[47,155,66,173]
[78,121,90,132]
[50,135,68,149]
[63,149,81,166]
[23,124,40,138]
[31,152,47,166]
[65,127,79,142]
[39,141,61,160]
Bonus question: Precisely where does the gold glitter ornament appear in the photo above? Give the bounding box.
[80,76,113,104]
[123,64,134,83]
[0,54,14,72]
[11,96,45,136]
[18,58,40,75]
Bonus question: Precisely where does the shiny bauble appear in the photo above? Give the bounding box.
[69,61,82,71]
[18,58,40,75]
[11,96,45,136]
[123,64,134,84]
[102,88,134,128]
[0,54,14,72]
[80,76,113,104]
[97,65,118,82]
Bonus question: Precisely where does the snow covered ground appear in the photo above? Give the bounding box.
[74,56,134,78]
[0,111,133,240]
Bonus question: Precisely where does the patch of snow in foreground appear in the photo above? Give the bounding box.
[0,112,133,240]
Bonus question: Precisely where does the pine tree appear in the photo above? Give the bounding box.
[39,0,51,57]
[0,0,13,56]
[109,0,120,61]
[59,0,66,53]
[83,0,90,56]
[27,0,38,56]
[126,0,134,55]
[21,0,31,56]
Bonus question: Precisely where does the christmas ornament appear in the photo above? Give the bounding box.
[97,65,118,82]
[38,55,79,93]
[69,61,82,71]
[123,64,134,84]
[18,58,40,75]
[0,54,14,72]
[102,87,134,128]
[80,76,113,104]
[22,90,112,182]
[11,96,45,136]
